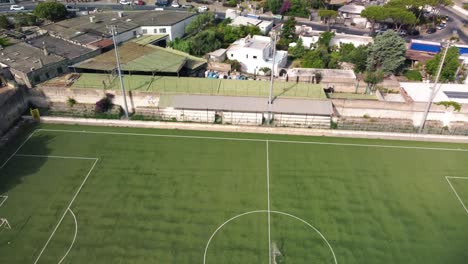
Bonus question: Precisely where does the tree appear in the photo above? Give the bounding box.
[288,38,306,58]
[367,30,406,74]
[361,6,387,34]
[0,15,9,29]
[426,46,461,82]
[277,17,297,49]
[388,8,418,31]
[0,37,11,47]
[185,12,215,35]
[318,9,338,31]
[364,70,384,93]
[33,2,67,22]
[168,38,191,54]
[301,49,326,68]
[348,45,370,73]
[317,31,334,48]
[227,59,241,72]
[190,29,221,56]
[279,0,291,15]
[266,0,282,14]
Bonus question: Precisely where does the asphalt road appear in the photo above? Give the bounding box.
[1,2,466,43]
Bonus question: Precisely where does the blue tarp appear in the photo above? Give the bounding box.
[410,43,441,53]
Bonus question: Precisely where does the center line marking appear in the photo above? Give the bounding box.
[266,140,271,264]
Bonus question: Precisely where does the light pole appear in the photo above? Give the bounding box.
[267,31,277,126]
[109,25,130,119]
[418,41,451,133]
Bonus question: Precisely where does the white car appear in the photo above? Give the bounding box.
[198,5,208,12]
[154,7,164,11]
[119,0,132,5]
[10,5,25,11]
[171,2,180,7]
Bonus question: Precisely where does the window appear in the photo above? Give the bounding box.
[142,29,148,34]
[159,28,167,34]
[153,29,158,34]
[231,54,233,57]
[246,54,248,59]
[57,67,63,74]
[45,73,50,79]
[34,76,40,83]
[133,31,137,36]
[253,56,257,59]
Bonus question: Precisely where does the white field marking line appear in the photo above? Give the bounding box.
[0,130,37,170]
[36,128,468,152]
[0,195,7,208]
[445,176,468,214]
[266,141,272,264]
[57,208,78,264]
[15,154,98,160]
[203,210,338,264]
[33,158,99,264]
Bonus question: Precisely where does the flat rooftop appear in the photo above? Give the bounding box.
[401,82,468,104]
[161,94,334,116]
[44,11,196,44]
[73,42,206,72]
[0,42,64,73]
[28,35,94,60]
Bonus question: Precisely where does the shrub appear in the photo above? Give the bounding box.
[404,70,422,81]
[67,97,77,108]
[33,2,67,22]
[95,94,114,113]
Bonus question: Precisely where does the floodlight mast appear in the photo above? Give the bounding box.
[109,25,130,119]
[268,31,277,126]
[418,41,451,133]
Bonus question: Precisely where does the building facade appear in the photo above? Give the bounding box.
[226,35,288,75]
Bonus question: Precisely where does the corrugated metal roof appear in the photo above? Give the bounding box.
[162,95,333,116]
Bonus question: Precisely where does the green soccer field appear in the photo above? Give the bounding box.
[0,124,467,264]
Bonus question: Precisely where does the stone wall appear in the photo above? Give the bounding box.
[0,86,28,136]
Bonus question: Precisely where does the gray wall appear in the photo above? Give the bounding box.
[0,86,28,136]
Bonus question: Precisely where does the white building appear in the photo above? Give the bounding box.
[226,35,288,75]
[294,26,373,48]
[338,4,367,28]
[401,82,468,104]
[229,16,274,34]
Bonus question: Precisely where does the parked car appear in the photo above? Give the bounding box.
[171,1,180,7]
[436,23,446,30]
[134,0,145,5]
[398,30,407,36]
[198,5,208,12]
[426,28,437,34]
[408,29,420,36]
[182,4,193,8]
[155,0,168,6]
[120,0,132,5]
[10,5,25,11]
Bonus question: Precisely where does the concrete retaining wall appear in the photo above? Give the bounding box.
[0,87,28,136]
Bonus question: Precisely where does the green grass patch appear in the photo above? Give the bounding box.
[404,70,423,81]
[0,124,467,263]
[68,73,326,99]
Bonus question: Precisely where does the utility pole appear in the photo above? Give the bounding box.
[109,25,130,119]
[418,42,451,133]
[268,31,277,126]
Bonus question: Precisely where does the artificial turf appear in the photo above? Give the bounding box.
[0,124,467,264]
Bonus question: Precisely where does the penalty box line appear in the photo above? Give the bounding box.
[445,176,468,215]
[29,155,99,264]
